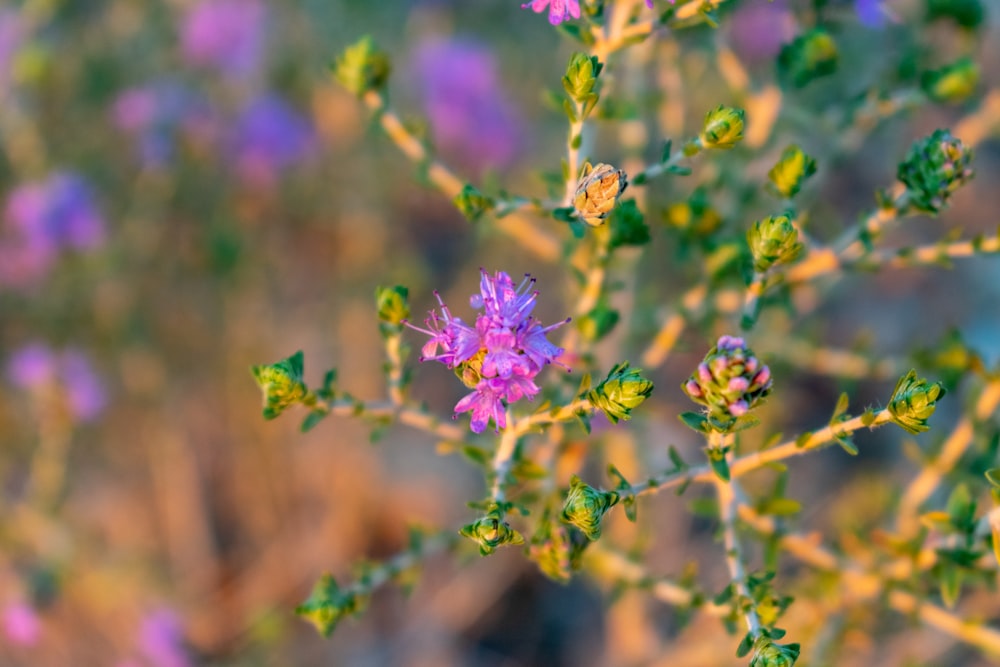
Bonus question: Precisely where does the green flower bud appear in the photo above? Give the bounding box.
[295,574,363,638]
[888,369,946,434]
[573,163,628,226]
[376,285,410,335]
[749,637,801,667]
[777,29,838,88]
[700,105,745,150]
[682,336,772,432]
[251,351,308,420]
[562,52,603,104]
[453,184,495,223]
[588,361,654,424]
[926,0,984,29]
[332,36,391,97]
[747,215,804,273]
[560,475,620,541]
[768,145,817,198]
[921,58,979,104]
[460,504,525,556]
[897,129,974,213]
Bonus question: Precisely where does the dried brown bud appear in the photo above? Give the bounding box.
[573,162,627,227]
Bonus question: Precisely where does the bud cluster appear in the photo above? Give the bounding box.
[682,336,772,430]
[251,351,308,420]
[897,129,974,213]
[888,369,946,434]
[700,106,745,150]
[587,361,654,424]
[747,215,804,273]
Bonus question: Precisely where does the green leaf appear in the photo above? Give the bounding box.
[832,392,850,420]
[461,446,490,467]
[736,632,754,658]
[835,436,859,456]
[709,453,730,482]
[660,139,673,163]
[760,498,802,517]
[668,445,687,470]
[939,563,962,609]
[679,411,709,433]
[301,410,328,433]
[985,468,1000,488]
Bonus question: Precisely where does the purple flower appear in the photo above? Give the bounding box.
[138,609,191,667]
[855,0,887,27]
[7,344,106,422]
[407,270,568,433]
[2,602,41,646]
[727,0,795,62]
[180,0,265,78]
[0,172,105,288]
[227,94,316,186]
[112,81,209,167]
[412,38,522,175]
[521,0,581,24]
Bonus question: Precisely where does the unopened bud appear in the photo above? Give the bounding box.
[777,29,838,88]
[897,129,974,213]
[701,106,745,150]
[921,58,979,104]
[332,36,391,97]
[561,475,620,541]
[588,361,654,424]
[768,145,817,198]
[888,369,945,434]
[747,215,804,272]
[251,351,308,420]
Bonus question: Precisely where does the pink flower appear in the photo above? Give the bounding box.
[2,602,41,646]
[521,0,581,25]
[407,269,568,432]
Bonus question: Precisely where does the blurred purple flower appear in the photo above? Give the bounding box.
[521,0,581,24]
[180,0,265,78]
[138,609,191,667]
[227,94,316,186]
[727,0,796,62]
[0,172,105,288]
[412,38,522,175]
[855,0,887,27]
[7,344,106,422]
[112,81,209,167]
[2,602,41,646]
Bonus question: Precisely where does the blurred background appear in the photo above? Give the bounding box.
[1,0,999,665]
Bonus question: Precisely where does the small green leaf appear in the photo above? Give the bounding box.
[301,410,328,433]
[760,498,802,517]
[736,632,754,658]
[461,446,490,466]
[668,445,687,470]
[985,469,1000,488]
[679,411,709,433]
[832,393,850,420]
[835,436,859,456]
